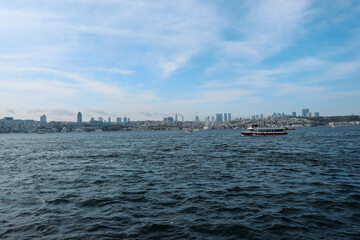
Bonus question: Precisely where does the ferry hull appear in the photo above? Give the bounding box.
[242,132,288,136]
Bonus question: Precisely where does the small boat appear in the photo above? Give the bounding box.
[242,124,288,136]
[284,126,296,130]
[183,128,193,133]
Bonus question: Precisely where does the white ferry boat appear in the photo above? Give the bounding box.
[241,124,288,136]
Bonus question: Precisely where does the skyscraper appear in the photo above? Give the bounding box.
[195,115,200,122]
[228,113,231,121]
[98,117,103,122]
[123,117,127,122]
[117,117,122,123]
[108,117,111,123]
[302,108,310,117]
[175,114,178,122]
[40,114,46,123]
[292,112,296,117]
[314,112,320,117]
[224,113,228,121]
[77,112,82,126]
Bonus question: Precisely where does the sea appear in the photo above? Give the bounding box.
[0,127,359,239]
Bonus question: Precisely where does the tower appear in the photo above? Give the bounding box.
[77,112,82,126]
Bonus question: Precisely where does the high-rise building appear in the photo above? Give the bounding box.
[228,113,231,121]
[260,113,263,119]
[314,112,320,117]
[117,117,122,123]
[123,117,128,122]
[211,116,215,123]
[205,116,210,125]
[108,117,111,123]
[175,114,178,122]
[40,114,46,123]
[182,116,184,122]
[215,113,224,122]
[302,108,310,117]
[98,117,103,122]
[224,113,228,122]
[292,112,296,117]
[195,115,200,122]
[77,112,82,126]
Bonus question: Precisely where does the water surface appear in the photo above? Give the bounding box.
[1,127,359,239]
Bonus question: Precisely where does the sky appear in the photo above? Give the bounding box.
[0,0,360,121]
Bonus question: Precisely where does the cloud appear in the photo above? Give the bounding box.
[169,88,256,105]
[88,68,134,75]
[219,0,310,61]
[139,111,152,117]
[0,79,78,99]
[87,109,109,115]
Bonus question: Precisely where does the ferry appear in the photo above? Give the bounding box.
[241,124,288,136]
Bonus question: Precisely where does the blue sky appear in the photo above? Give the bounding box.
[0,0,360,121]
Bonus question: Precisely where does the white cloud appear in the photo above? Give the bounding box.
[219,0,310,62]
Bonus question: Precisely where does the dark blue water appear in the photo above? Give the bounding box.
[1,127,360,239]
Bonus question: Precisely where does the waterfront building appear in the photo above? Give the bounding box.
[224,113,228,122]
[228,113,231,121]
[40,114,46,123]
[123,117,128,122]
[77,112,82,126]
[117,117,122,123]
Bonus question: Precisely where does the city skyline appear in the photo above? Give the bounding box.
[1,0,360,121]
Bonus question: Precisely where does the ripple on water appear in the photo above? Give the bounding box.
[0,128,360,239]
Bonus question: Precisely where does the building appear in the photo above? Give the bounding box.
[123,117,128,122]
[108,117,111,123]
[175,114,178,122]
[216,113,223,122]
[40,114,46,123]
[292,112,296,117]
[117,117,122,123]
[224,113,228,121]
[228,113,231,121]
[77,112,82,126]
[302,108,310,117]
[205,116,210,125]
[195,115,200,122]
[314,112,320,117]
[98,117,103,122]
